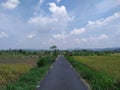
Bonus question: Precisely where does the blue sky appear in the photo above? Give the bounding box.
[0,0,120,50]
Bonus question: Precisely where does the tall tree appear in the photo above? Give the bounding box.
[50,45,57,51]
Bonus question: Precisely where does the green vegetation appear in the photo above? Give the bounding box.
[0,50,39,59]
[4,65,50,90]
[5,55,55,90]
[0,64,32,88]
[37,55,55,67]
[49,45,57,51]
[1,48,120,90]
[63,49,120,56]
[0,57,37,89]
[0,49,56,90]
[67,55,120,90]
[73,55,120,80]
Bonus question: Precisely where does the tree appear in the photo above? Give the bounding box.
[50,45,57,51]
[49,45,58,56]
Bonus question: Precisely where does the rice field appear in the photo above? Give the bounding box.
[72,55,120,81]
[0,58,38,88]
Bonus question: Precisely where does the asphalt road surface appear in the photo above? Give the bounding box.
[37,55,89,90]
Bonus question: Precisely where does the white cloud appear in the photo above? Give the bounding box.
[69,12,120,36]
[70,28,86,35]
[0,32,8,38]
[52,12,120,40]
[52,12,120,39]
[49,3,67,17]
[98,34,108,40]
[29,16,57,26]
[26,34,36,39]
[29,3,73,32]
[1,0,19,10]
[73,34,109,44]
[50,12,120,49]
[87,12,120,28]
[52,32,68,40]
[83,34,108,42]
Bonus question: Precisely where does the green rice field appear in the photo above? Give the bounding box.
[72,55,120,80]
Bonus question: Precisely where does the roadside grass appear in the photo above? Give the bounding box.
[3,66,50,90]
[1,55,56,90]
[67,56,120,90]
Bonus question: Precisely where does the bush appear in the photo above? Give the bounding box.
[37,55,55,67]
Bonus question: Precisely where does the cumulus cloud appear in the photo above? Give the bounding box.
[52,12,120,37]
[52,12,120,40]
[50,12,120,48]
[49,3,67,17]
[0,32,8,38]
[29,3,73,32]
[1,0,19,10]
[69,12,120,36]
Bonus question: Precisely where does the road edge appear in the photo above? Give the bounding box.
[64,56,91,90]
[36,56,58,89]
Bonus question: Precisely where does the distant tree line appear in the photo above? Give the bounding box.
[61,49,120,56]
[0,48,120,57]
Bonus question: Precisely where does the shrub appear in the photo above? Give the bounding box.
[37,55,55,67]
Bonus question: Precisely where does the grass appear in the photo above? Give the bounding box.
[0,55,56,90]
[3,66,50,90]
[67,55,120,90]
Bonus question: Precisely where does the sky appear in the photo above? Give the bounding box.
[0,0,120,50]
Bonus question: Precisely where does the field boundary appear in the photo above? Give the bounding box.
[65,57,91,90]
[37,59,56,89]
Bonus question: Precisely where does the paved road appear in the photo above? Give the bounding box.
[37,55,89,90]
